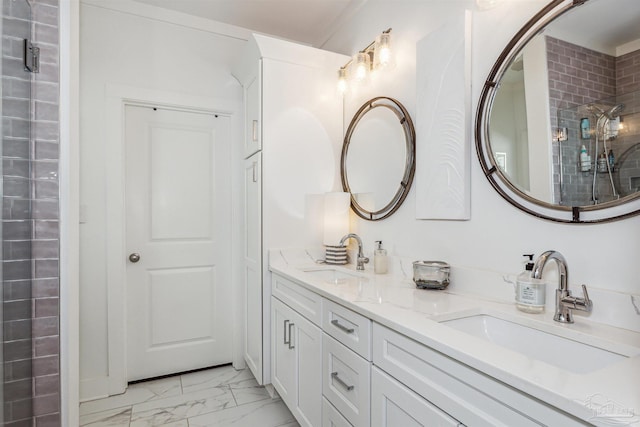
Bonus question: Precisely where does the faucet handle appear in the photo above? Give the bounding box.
[580,284,593,311]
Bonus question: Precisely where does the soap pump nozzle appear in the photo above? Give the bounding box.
[523,254,534,272]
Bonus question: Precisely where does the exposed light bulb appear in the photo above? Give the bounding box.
[375,32,392,68]
[337,68,348,94]
[354,52,370,82]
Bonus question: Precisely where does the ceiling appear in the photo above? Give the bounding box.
[132,0,367,47]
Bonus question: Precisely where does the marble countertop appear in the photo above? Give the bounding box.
[269,249,640,427]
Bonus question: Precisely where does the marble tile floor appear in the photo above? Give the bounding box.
[79,364,300,427]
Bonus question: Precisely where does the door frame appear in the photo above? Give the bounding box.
[104,84,243,395]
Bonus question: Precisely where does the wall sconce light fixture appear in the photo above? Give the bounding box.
[338,28,393,94]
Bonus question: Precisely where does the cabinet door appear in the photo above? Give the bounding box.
[245,74,261,157]
[271,297,296,407]
[371,367,462,427]
[294,311,322,427]
[323,397,353,427]
[244,153,262,382]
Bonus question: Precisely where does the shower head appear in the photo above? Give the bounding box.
[607,103,625,119]
[587,104,606,116]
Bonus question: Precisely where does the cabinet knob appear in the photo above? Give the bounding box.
[129,253,141,263]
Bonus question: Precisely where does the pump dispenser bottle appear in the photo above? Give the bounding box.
[374,241,388,274]
[515,254,545,313]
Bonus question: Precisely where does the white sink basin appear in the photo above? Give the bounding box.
[303,268,367,285]
[441,314,629,374]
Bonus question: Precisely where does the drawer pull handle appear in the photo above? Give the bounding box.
[331,319,354,334]
[331,372,354,391]
[284,320,290,345]
[252,120,258,142]
[288,322,295,349]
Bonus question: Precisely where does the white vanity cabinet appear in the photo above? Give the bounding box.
[271,275,324,427]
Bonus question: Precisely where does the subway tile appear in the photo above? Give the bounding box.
[7,398,35,425]
[33,120,59,141]
[35,412,61,427]
[32,239,59,258]
[38,44,59,65]
[3,198,31,219]
[35,336,59,357]
[33,393,60,417]
[33,81,59,104]
[2,240,31,261]
[34,140,59,160]
[3,338,32,361]
[33,199,60,220]
[34,179,59,199]
[2,56,31,80]
[35,375,60,396]
[35,259,59,279]
[32,355,59,377]
[3,176,30,198]
[3,279,32,300]
[3,138,30,159]
[5,0,32,20]
[34,220,58,239]
[3,158,30,178]
[3,260,32,281]
[5,358,33,381]
[4,378,33,400]
[2,17,31,40]
[32,160,58,180]
[34,21,59,45]
[35,374,60,396]
[33,3,58,27]
[3,298,32,320]
[2,97,30,119]
[35,297,59,317]
[33,278,59,298]
[4,319,32,341]
[35,101,59,122]
[35,62,59,84]
[32,316,59,337]
[2,76,31,99]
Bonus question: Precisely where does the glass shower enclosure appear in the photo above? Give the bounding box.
[2,0,38,425]
[557,90,640,207]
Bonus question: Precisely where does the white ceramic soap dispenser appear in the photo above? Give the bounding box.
[515,254,545,313]
[374,241,388,274]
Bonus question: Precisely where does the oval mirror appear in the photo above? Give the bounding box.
[476,0,640,223]
[341,97,415,221]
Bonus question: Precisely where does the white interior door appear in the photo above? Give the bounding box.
[125,105,232,382]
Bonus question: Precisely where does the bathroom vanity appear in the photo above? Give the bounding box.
[269,250,640,427]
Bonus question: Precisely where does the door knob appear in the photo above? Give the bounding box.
[129,253,141,263]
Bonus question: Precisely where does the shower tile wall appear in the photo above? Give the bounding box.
[546,36,616,205]
[616,49,640,95]
[2,0,60,426]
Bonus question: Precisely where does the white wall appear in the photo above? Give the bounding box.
[322,1,640,298]
[79,1,246,399]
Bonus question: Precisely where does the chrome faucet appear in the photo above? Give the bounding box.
[339,233,369,270]
[532,250,592,323]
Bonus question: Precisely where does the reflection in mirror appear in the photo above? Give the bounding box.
[341,97,415,221]
[478,0,640,222]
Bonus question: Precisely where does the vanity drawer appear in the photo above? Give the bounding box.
[322,397,353,427]
[371,366,462,427]
[372,323,586,427]
[272,273,322,326]
[322,299,371,360]
[322,333,370,427]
